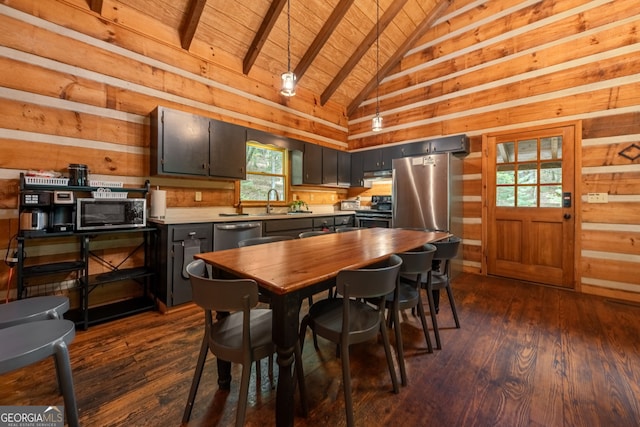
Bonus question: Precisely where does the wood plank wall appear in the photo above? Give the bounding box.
[348,0,640,303]
[0,0,639,304]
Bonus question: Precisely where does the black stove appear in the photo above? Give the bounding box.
[355,195,393,227]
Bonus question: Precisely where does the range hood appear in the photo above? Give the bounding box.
[363,170,392,180]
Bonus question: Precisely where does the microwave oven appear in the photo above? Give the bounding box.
[76,198,146,231]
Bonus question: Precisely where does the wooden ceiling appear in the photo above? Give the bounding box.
[89,0,450,116]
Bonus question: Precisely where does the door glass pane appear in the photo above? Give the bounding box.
[497,164,515,184]
[540,185,562,207]
[517,139,537,162]
[540,162,562,184]
[541,137,562,160]
[497,142,515,163]
[517,186,537,207]
[497,186,515,206]
[517,163,537,184]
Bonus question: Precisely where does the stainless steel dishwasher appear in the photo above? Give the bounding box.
[213,222,262,250]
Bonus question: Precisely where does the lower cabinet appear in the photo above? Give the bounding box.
[155,223,212,309]
[263,217,314,238]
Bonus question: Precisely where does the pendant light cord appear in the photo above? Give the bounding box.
[287,0,292,72]
[375,0,380,116]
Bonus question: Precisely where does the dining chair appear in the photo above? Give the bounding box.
[298,230,332,238]
[423,236,461,349]
[182,259,307,427]
[335,227,362,233]
[237,235,293,247]
[298,255,402,427]
[388,243,437,386]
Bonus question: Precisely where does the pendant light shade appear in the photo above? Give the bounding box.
[281,71,296,97]
[372,114,383,132]
[281,0,296,97]
[372,0,382,131]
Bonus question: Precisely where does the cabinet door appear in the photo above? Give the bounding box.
[430,134,469,154]
[350,151,370,187]
[303,143,322,184]
[158,108,209,176]
[363,150,382,171]
[381,145,404,170]
[337,151,351,187]
[322,147,338,185]
[401,141,431,157]
[209,120,246,179]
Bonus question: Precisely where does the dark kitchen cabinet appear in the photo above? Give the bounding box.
[337,151,351,187]
[151,106,246,180]
[155,223,212,308]
[322,148,338,185]
[350,151,371,187]
[263,217,314,238]
[363,145,403,172]
[291,143,322,185]
[402,135,470,157]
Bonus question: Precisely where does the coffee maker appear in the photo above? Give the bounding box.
[52,190,75,233]
[19,191,52,236]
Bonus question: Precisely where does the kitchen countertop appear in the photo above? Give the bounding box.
[149,209,357,225]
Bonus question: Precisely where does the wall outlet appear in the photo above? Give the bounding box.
[195,191,202,202]
[587,192,608,203]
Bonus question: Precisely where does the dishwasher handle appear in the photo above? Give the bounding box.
[216,222,261,231]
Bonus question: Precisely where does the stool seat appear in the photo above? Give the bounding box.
[0,296,69,329]
[0,320,79,427]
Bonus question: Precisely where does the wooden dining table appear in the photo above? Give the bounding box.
[195,227,450,426]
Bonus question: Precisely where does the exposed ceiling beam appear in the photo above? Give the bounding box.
[293,0,355,82]
[347,0,452,117]
[89,0,104,14]
[321,0,408,106]
[181,0,208,50]
[243,0,288,75]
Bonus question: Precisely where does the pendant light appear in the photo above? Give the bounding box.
[372,0,382,131]
[281,0,296,97]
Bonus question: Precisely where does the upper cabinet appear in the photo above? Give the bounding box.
[362,145,403,172]
[150,106,246,180]
[291,143,350,187]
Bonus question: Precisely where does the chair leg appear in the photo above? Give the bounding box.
[235,362,252,427]
[53,341,79,427]
[445,284,461,328]
[416,293,434,353]
[182,333,210,423]
[390,304,407,386]
[340,344,355,427]
[425,284,442,350]
[294,342,309,417]
[379,320,400,394]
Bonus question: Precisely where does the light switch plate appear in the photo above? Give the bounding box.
[587,192,608,203]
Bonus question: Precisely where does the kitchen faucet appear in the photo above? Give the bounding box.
[266,189,279,213]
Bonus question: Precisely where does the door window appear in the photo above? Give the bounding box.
[496,136,563,208]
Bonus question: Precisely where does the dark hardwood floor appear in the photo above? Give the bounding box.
[2,273,640,426]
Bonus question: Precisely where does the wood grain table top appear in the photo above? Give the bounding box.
[196,228,450,295]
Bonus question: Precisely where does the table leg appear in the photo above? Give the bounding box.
[215,311,232,389]
[271,293,302,427]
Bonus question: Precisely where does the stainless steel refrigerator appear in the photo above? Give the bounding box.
[392,152,463,239]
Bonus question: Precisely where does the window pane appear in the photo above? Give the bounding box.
[497,186,515,206]
[241,174,285,201]
[541,137,562,160]
[497,164,515,184]
[517,163,537,184]
[540,162,562,184]
[517,139,537,162]
[517,186,537,207]
[497,142,515,163]
[540,185,562,207]
[246,145,284,174]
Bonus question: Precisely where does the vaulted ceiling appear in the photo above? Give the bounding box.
[89,0,450,116]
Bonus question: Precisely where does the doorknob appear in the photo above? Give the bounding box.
[563,213,571,219]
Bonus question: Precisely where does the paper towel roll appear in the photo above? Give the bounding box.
[150,189,166,219]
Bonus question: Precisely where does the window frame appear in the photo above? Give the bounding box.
[240,141,289,204]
